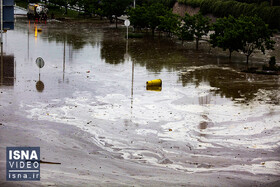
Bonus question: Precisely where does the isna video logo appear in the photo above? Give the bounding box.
[6,147,40,181]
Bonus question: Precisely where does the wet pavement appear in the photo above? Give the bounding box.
[0,16,280,186]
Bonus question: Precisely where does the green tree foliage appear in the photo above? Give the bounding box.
[75,0,102,16]
[192,13,210,50]
[210,15,243,59]
[128,5,148,30]
[48,0,77,14]
[101,0,132,28]
[138,0,177,8]
[128,3,174,35]
[175,13,209,49]
[211,15,275,64]
[178,0,280,30]
[237,15,275,64]
[158,10,180,36]
[128,3,179,36]
[175,13,195,43]
[145,3,169,35]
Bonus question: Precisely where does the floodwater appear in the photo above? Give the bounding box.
[1,16,280,183]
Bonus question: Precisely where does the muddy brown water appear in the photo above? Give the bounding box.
[0,17,280,184]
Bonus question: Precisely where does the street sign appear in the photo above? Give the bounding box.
[124,19,130,40]
[36,57,45,68]
[124,19,130,27]
[2,0,14,30]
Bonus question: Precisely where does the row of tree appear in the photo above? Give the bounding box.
[210,15,275,63]
[181,13,275,64]
[37,0,275,64]
[128,3,179,35]
[178,0,280,30]
[39,0,176,27]
[128,3,275,64]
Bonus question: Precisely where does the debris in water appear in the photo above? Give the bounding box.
[40,160,61,165]
[159,158,173,164]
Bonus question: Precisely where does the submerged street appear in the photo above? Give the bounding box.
[0,14,280,186]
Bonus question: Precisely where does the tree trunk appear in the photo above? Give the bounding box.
[115,18,118,28]
[65,3,68,15]
[196,38,199,50]
[229,51,232,60]
[246,55,249,65]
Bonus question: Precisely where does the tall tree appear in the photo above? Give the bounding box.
[158,9,180,36]
[102,0,132,28]
[177,13,210,49]
[145,3,168,35]
[192,13,210,50]
[175,13,195,44]
[238,15,275,64]
[210,15,243,59]
[128,5,148,30]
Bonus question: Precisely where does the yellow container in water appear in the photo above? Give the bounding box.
[146,79,162,87]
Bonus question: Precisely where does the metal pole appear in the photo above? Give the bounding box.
[1,0,3,85]
[63,36,65,82]
[1,0,3,45]
[127,26,128,40]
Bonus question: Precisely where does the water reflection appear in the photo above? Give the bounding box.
[36,80,44,92]
[198,94,211,137]
[101,39,126,65]
[99,33,279,102]
[100,36,187,72]
[16,17,102,52]
[0,55,15,86]
[14,16,280,104]
[179,67,280,102]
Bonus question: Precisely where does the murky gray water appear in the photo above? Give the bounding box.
[1,16,280,178]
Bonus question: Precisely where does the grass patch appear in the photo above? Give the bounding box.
[126,33,145,39]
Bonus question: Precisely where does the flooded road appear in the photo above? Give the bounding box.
[0,16,280,186]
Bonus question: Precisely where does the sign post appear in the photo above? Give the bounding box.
[1,0,3,80]
[36,57,45,79]
[124,19,130,40]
